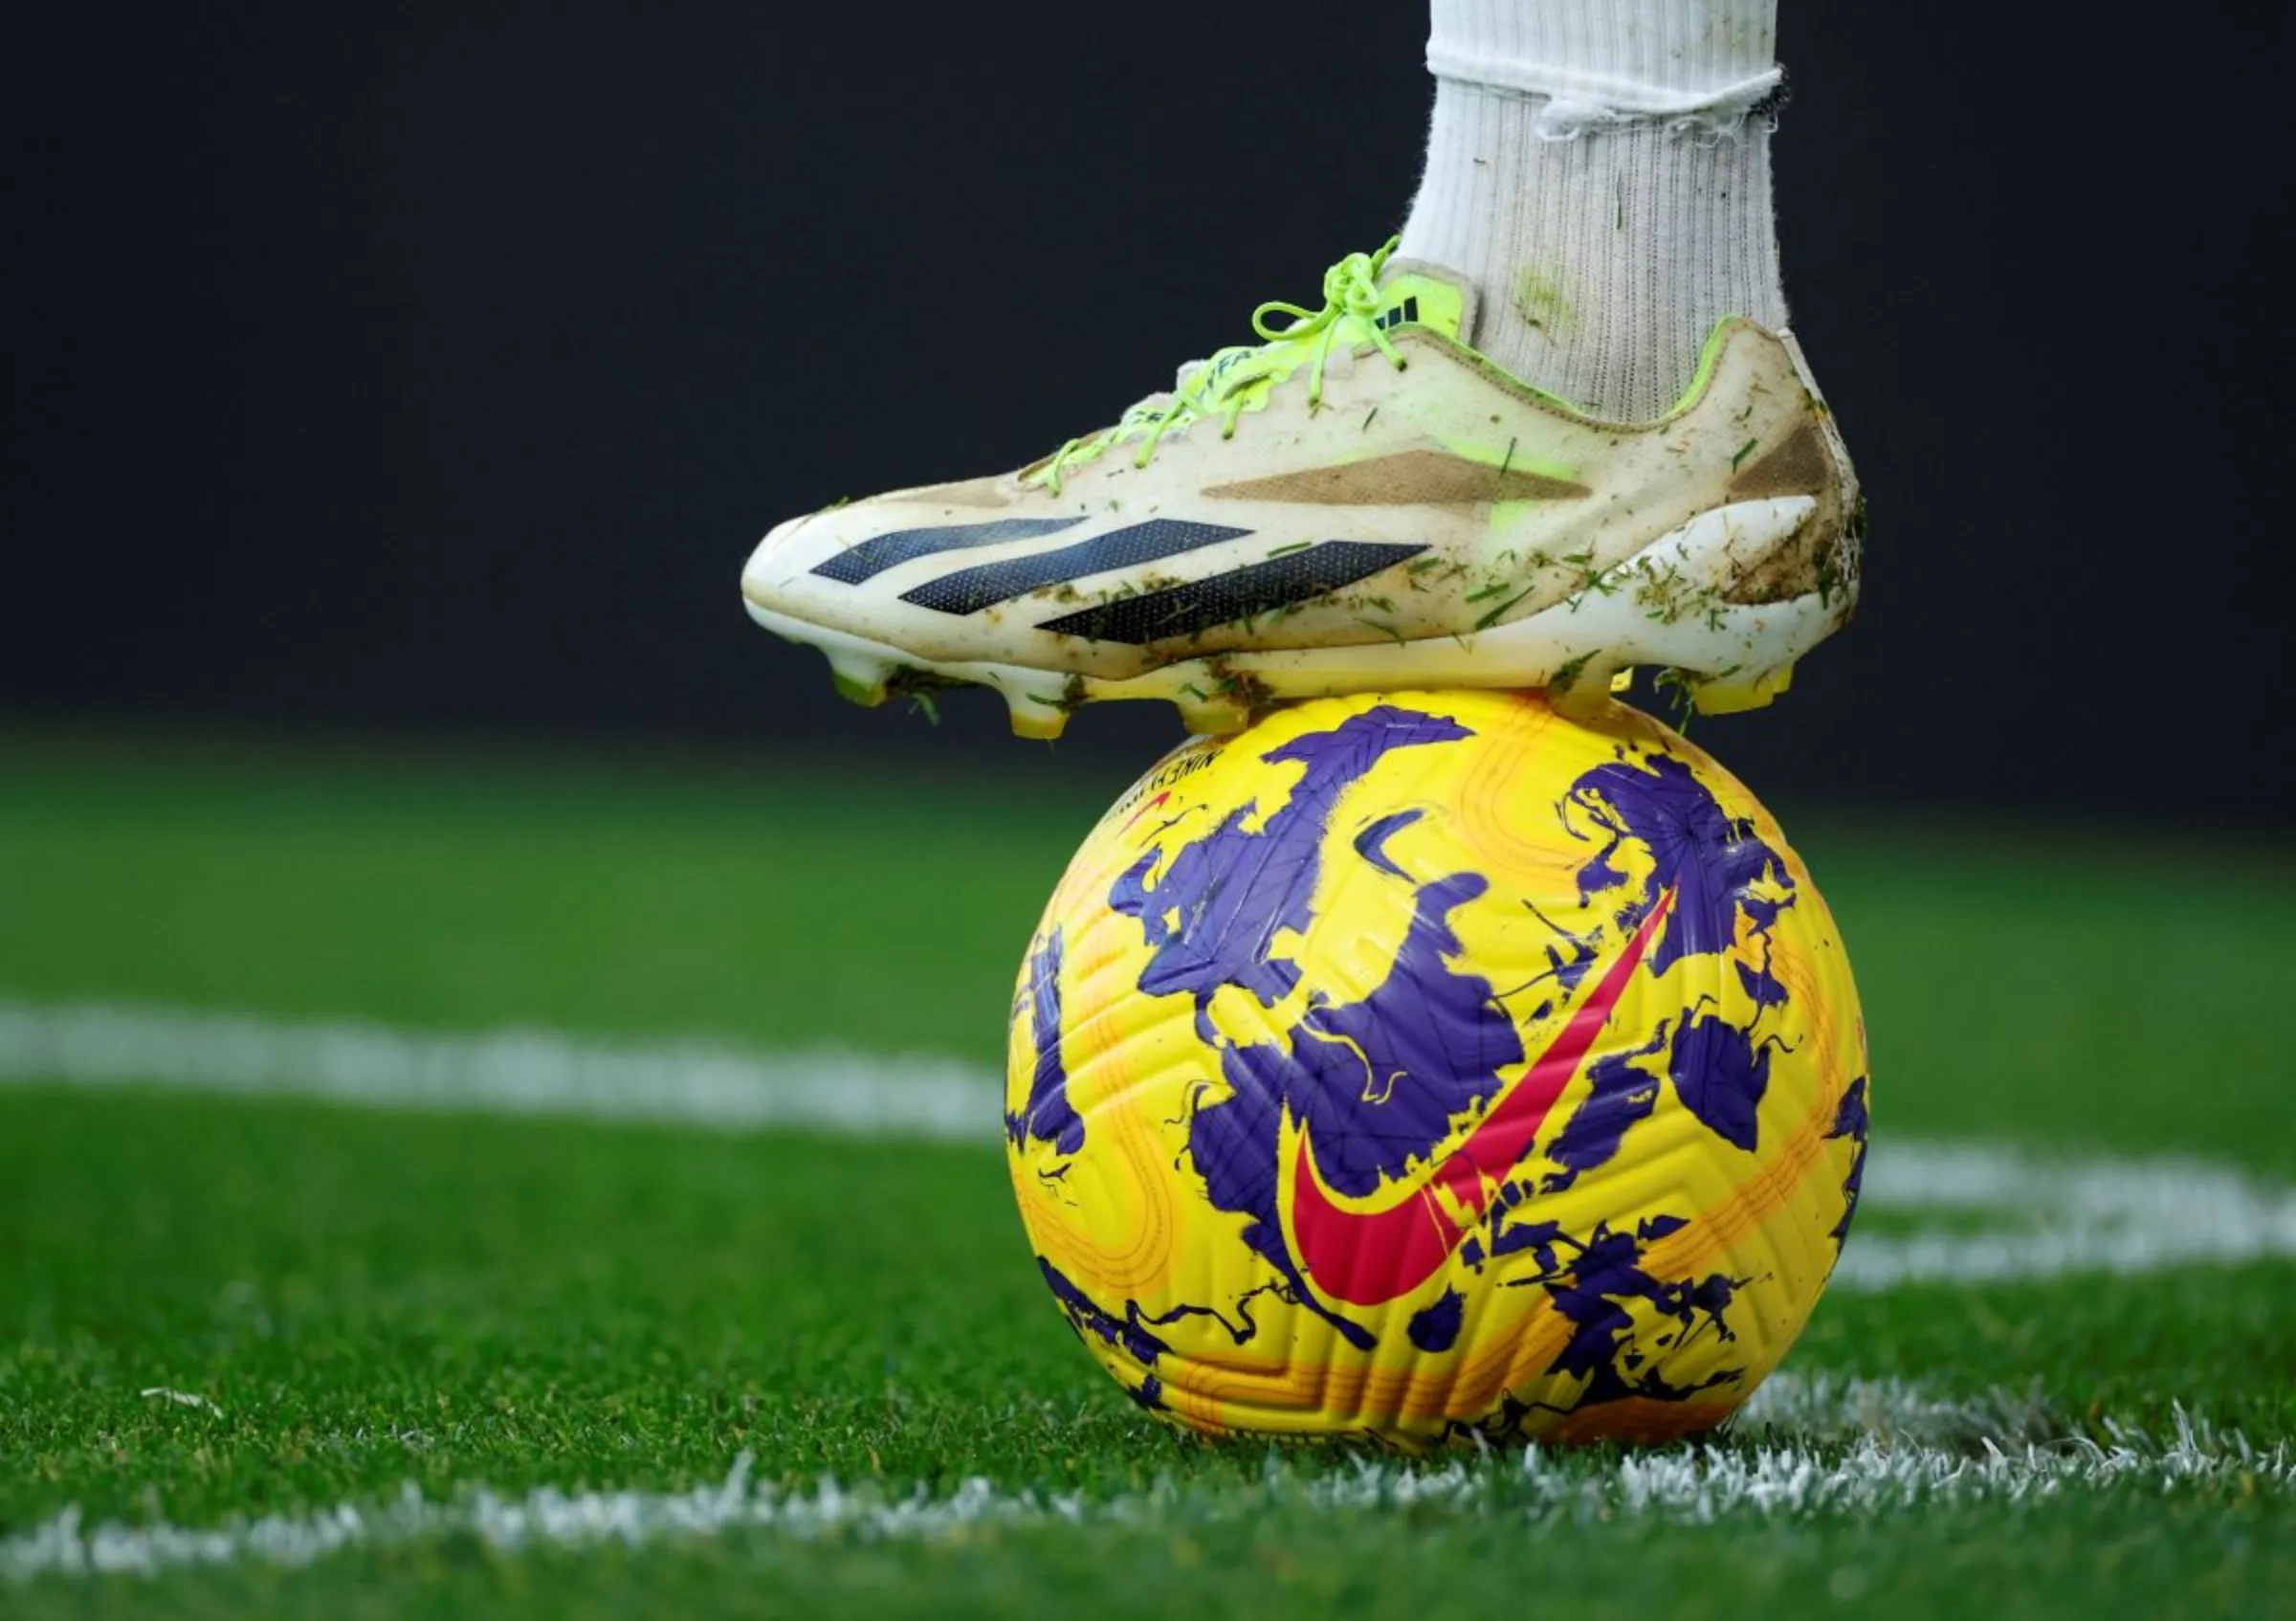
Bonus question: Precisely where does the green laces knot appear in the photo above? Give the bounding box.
[1026,238,1414,497]
[1248,245,1391,347]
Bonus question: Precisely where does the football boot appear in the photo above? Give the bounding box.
[741,239,1861,738]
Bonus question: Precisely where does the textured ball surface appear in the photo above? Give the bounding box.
[1005,691,1868,1449]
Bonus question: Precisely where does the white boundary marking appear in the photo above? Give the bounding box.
[4,995,2296,1292]
[0,997,998,1140]
[1844,1143,2296,1291]
[2,1375,2286,1584]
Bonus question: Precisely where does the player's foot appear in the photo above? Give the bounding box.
[740,240,1861,739]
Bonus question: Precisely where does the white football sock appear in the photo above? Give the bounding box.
[1397,0,1790,423]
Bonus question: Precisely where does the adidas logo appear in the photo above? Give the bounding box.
[813,518,1427,646]
[1374,297,1421,332]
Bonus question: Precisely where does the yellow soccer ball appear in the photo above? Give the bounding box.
[1005,690,1868,1449]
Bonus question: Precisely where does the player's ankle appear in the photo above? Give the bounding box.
[1396,0,1789,422]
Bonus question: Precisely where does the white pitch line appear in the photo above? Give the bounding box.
[4,995,2296,1290]
[138,1388,224,1420]
[1841,1144,2296,1291]
[2,1375,2286,1585]
[0,996,999,1141]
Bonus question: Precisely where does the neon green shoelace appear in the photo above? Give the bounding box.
[1024,238,1412,497]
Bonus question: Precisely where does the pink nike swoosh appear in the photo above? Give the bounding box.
[1287,889,1675,1309]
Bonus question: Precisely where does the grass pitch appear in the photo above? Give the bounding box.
[2,731,2292,1617]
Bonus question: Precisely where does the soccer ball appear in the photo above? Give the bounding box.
[1004,690,1868,1449]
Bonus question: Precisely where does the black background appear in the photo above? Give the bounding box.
[10,3,2292,828]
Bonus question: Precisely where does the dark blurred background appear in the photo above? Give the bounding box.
[9,2,2292,829]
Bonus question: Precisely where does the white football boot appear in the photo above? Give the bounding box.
[741,241,1861,739]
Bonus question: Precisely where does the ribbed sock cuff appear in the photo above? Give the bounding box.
[1426,0,1781,128]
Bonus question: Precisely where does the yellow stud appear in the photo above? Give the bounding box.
[1547,659,1621,720]
[1690,663,1797,717]
[998,677,1074,741]
[1009,703,1071,742]
[1175,696,1250,737]
[827,651,892,708]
